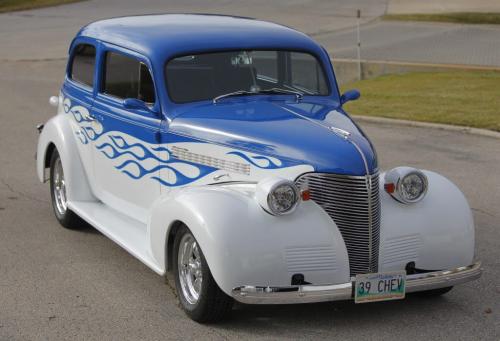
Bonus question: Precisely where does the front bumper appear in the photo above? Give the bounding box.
[232,262,482,304]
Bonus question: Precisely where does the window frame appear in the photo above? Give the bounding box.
[67,42,97,90]
[164,48,332,105]
[97,44,159,110]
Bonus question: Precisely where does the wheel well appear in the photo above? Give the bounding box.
[44,143,56,169]
[166,220,185,271]
[42,143,57,181]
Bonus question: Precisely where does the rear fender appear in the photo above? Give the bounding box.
[36,114,96,202]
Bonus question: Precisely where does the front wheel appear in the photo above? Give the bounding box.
[49,149,84,229]
[173,225,233,323]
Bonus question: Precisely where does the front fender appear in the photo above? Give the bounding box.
[379,170,475,271]
[148,185,350,295]
[36,114,96,202]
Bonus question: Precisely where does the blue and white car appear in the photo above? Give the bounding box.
[36,14,481,322]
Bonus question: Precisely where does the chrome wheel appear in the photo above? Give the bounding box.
[52,157,67,216]
[178,233,203,305]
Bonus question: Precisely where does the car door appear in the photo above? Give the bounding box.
[90,45,161,223]
[61,41,98,192]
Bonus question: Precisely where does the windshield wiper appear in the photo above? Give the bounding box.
[213,87,304,104]
[257,87,304,101]
[213,90,257,104]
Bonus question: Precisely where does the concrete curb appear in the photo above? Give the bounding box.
[352,115,500,139]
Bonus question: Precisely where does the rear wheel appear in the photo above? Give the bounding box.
[173,225,233,323]
[49,150,84,229]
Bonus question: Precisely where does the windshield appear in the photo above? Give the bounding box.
[165,50,330,103]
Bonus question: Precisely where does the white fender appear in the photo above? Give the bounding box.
[36,114,96,203]
[148,185,350,295]
[379,170,475,272]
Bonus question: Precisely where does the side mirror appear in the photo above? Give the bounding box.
[340,89,360,105]
[123,98,157,114]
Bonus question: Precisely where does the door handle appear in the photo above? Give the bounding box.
[87,113,103,122]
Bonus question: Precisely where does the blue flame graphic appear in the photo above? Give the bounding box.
[226,151,283,169]
[63,98,286,187]
[96,134,216,186]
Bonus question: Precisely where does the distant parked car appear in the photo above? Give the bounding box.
[36,14,481,322]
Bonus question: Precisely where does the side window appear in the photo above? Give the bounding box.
[103,52,155,104]
[70,44,96,88]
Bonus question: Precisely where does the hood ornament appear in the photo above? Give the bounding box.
[330,126,351,139]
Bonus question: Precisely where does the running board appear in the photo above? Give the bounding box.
[67,201,164,275]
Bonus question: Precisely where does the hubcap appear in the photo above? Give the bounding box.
[53,157,67,216]
[178,233,203,305]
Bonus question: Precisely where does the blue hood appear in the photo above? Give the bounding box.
[168,98,378,176]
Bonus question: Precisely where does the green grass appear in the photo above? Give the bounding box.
[341,71,500,132]
[383,12,500,25]
[0,0,83,13]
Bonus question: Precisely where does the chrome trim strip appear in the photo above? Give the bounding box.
[232,262,482,304]
[171,146,251,175]
[348,141,376,272]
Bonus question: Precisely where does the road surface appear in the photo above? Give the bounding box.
[0,1,499,340]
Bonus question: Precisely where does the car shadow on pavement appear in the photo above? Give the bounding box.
[71,219,102,235]
[213,295,454,335]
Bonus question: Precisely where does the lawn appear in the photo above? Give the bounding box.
[0,0,82,13]
[341,71,500,132]
[383,12,500,25]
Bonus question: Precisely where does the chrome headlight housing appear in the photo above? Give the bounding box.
[384,167,428,204]
[256,178,300,215]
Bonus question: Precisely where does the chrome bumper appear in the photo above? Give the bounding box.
[232,262,482,304]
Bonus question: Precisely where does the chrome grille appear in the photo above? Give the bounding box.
[295,172,380,276]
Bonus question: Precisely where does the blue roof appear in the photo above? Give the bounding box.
[72,14,340,119]
[76,14,325,60]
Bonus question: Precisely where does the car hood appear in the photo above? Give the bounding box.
[168,98,377,176]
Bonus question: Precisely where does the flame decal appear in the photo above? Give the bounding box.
[96,135,168,163]
[226,151,283,169]
[62,97,291,187]
[63,98,104,142]
[94,134,217,186]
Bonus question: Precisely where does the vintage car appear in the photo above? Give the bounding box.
[36,14,481,322]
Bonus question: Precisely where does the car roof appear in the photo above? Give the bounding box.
[75,14,325,62]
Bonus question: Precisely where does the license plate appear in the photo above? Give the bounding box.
[354,271,406,303]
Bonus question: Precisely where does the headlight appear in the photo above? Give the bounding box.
[256,178,301,215]
[384,167,428,204]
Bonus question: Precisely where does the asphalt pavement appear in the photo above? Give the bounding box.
[316,20,500,67]
[0,1,499,340]
[2,0,500,67]
[0,0,387,61]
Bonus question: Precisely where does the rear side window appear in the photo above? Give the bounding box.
[70,44,96,88]
[103,52,155,104]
